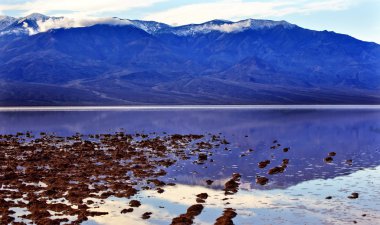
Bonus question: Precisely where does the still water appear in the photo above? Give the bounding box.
[1,107,380,224]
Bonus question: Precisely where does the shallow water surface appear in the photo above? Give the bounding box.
[1,108,380,224]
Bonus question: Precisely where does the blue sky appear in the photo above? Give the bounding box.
[0,0,379,43]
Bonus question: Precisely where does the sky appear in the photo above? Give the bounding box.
[0,0,379,43]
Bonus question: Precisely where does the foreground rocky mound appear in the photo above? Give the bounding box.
[0,132,226,224]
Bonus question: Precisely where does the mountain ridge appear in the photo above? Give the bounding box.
[0,14,379,105]
[0,13,378,44]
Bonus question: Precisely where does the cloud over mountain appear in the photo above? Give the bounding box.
[36,17,132,33]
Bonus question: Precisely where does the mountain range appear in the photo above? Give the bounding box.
[0,13,379,105]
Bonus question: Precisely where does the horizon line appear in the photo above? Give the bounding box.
[1,105,380,111]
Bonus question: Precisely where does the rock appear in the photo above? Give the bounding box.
[196,198,205,203]
[283,147,290,152]
[225,180,239,190]
[282,159,289,165]
[268,166,285,175]
[196,193,208,200]
[348,193,359,199]
[142,212,152,219]
[231,173,241,180]
[206,180,214,185]
[258,160,270,168]
[215,208,237,225]
[186,204,204,217]
[222,139,230,145]
[256,176,269,185]
[324,156,333,163]
[121,208,133,214]
[0,131,228,224]
[129,200,141,207]
[198,153,208,161]
[86,200,94,205]
[224,174,241,195]
[328,152,336,156]
[147,179,166,187]
[325,196,332,199]
[171,204,204,224]
[171,216,193,224]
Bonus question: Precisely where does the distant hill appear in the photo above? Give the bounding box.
[0,14,379,105]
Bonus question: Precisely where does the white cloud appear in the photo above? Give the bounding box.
[36,17,132,33]
[173,19,294,35]
[144,0,357,25]
[210,20,253,33]
[0,0,167,17]
[22,21,38,35]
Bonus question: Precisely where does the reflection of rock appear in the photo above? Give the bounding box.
[328,152,337,156]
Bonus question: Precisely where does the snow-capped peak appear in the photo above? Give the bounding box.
[0,15,15,20]
[243,19,295,29]
[0,15,17,31]
[17,13,51,25]
[24,13,50,21]
[129,20,170,34]
[0,13,296,37]
[170,19,295,36]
